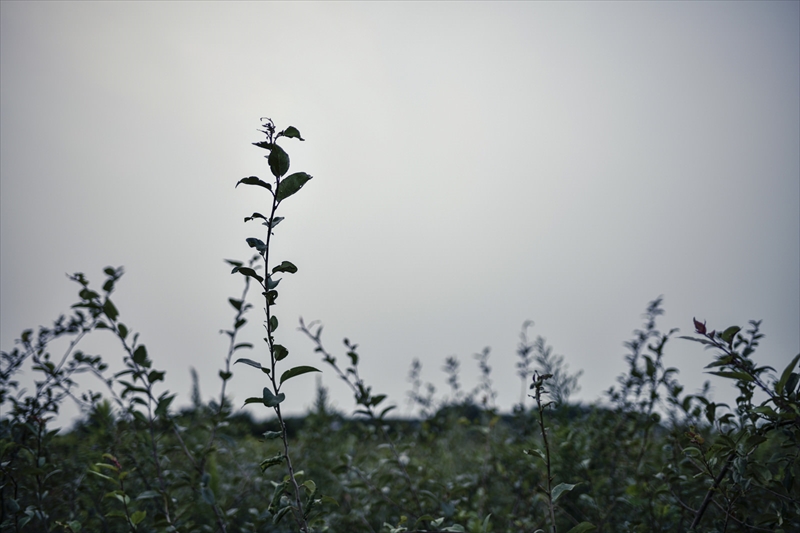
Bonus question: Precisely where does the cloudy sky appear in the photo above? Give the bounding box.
[2,1,798,423]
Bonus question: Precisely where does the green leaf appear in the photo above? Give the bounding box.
[117,323,128,339]
[246,237,267,252]
[136,490,160,500]
[480,513,492,533]
[266,276,281,290]
[231,266,263,283]
[244,212,268,223]
[236,176,272,190]
[273,505,293,525]
[302,480,316,496]
[263,387,286,407]
[280,365,321,386]
[262,430,282,439]
[282,126,304,140]
[776,353,800,395]
[269,144,290,178]
[132,345,147,366]
[219,370,232,380]
[276,172,312,202]
[566,523,597,533]
[708,371,753,382]
[260,454,286,471]
[552,482,578,503]
[87,470,115,482]
[130,510,146,526]
[234,358,269,373]
[155,394,175,417]
[147,370,165,384]
[272,261,298,274]
[79,288,100,301]
[524,448,546,461]
[102,299,118,321]
[720,326,741,345]
[274,344,289,361]
[269,315,278,333]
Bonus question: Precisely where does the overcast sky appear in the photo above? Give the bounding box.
[2,1,798,424]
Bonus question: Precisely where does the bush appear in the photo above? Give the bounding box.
[2,119,798,533]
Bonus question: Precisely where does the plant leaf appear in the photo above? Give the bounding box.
[232,266,263,283]
[776,353,800,395]
[280,365,321,386]
[236,176,272,190]
[274,344,289,361]
[269,144,290,177]
[282,126,304,140]
[720,326,741,345]
[276,172,312,202]
[260,454,285,471]
[272,261,298,274]
[234,358,265,371]
[263,387,285,407]
[552,482,578,503]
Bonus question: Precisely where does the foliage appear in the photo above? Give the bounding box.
[1,118,798,533]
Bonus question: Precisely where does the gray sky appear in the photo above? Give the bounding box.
[2,1,798,423]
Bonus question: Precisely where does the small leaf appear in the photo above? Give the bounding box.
[252,141,274,150]
[103,299,119,321]
[269,144,290,177]
[219,370,232,380]
[720,326,741,345]
[236,176,272,190]
[272,261,298,274]
[524,448,546,461]
[262,430,282,439]
[234,358,264,370]
[280,365,321,386]
[302,480,316,495]
[281,126,304,140]
[276,172,312,202]
[232,267,263,283]
[269,315,279,333]
[273,505,293,525]
[776,353,800,395]
[551,482,578,503]
[132,345,147,366]
[708,371,754,382]
[274,344,289,361]
[244,212,268,223]
[136,490,160,500]
[263,387,286,407]
[246,237,267,252]
[130,510,146,526]
[147,370,165,384]
[260,454,286,471]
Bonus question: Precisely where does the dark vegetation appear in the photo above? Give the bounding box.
[2,119,798,533]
